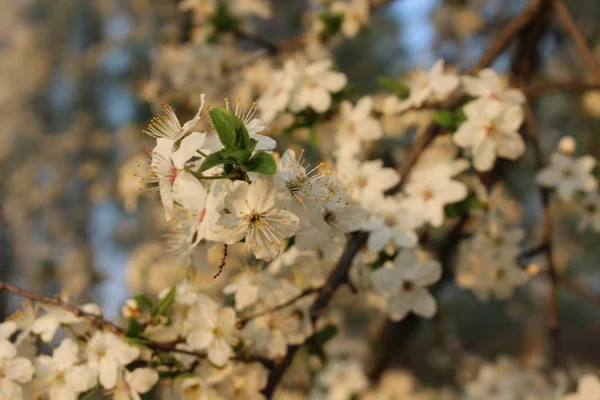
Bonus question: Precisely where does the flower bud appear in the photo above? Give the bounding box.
[558,136,576,155]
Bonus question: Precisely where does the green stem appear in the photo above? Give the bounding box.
[196,149,209,158]
[196,173,237,180]
[79,385,101,400]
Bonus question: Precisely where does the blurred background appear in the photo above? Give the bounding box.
[2,0,600,389]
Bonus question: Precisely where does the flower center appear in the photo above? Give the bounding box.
[169,166,179,184]
[286,178,305,194]
[494,268,506,280]
[354,176,369,189]
[562,167,573,178]
[402,280,415,291]
[248,211,264,224]
[422,189,434,201]
[323,209,336,225]
[384,216,397,227]
[198,208,207,223]
[484,124,497,137]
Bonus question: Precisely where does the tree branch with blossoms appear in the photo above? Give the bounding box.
[6,1,600,399]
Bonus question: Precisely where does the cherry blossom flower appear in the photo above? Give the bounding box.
[212,177,300,261]
[563,374,600,400]
[370,251,442,321]
[111,368,159,400]
[0,322,34,400]
[397,59,460,112]
[331,0,370,38]
[312,359,368,400]
[536,152,597,201]
[289,60,347,113]
[403,165,468,227]
[187,307,237,367]
[453,99,525,172]
[274,149,335,217]
[462,68,525,106]
[365,197,419,252]
[35,339,96,400]
[335,96,383,145]
[86,332,140,389]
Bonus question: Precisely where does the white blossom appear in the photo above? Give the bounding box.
[212,177,300,261]
[536,152,597,201]
[453,99,525,172]
[371,251,442,321]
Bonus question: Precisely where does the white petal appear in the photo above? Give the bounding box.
[387,293,410,321]
[99,358,119,389]
[252,133,277,151]
[411,289,437,318]
[473,139,497,172]
[309,88,333,113]
[247,177,276,212]
[319,71,348,93]
[171,132,206,170]
[0,321,16,340]
[4,357,34,383]
[128,368,159,394]
[172,171,206,212]
[208,337,232,367]
[53,338,79,370]
[371,267,401,295]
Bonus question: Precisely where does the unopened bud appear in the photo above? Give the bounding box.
[121,299,141,319]
[558,136,576,155]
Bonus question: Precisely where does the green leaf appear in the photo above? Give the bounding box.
[125,319,142,338]
[220,148,252,164]
[433,109,467,131]
[133,295,153,312]
[198,150,229,173]
[307,324,338,362]
[377,76,410,99]
[433,110,457,129]
[318,11,344,37]
[314,324,338,345]
[209,108,250,150]
[153,286,176,317]
[444,195,484,218]
[244,152,277,175]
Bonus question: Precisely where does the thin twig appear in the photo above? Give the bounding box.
[0,280,262,362]
[0,281,125,336]
[527,80,600,97]
[552,0,600,83]
[213,244,228,279]
[522,90,561,367]
[238,286,322,327]
[470,0,544,72]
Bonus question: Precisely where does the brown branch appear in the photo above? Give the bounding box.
[527,80,600,97]
[552,0,600,83]
[0,281,125,336]
[213,244,228,279]
[522,92,561,367]
[0,280,262,363]
[262,110,447,397]
[470,0,544,72]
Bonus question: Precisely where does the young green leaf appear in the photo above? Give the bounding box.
[125,318,142,338]
[133,295,153,312]
[433,110,457,129]
[209,107,251,150]
[152,286,176,317]
[377,76,410,99]
[198,150,229,173]
[244,152,277,175]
